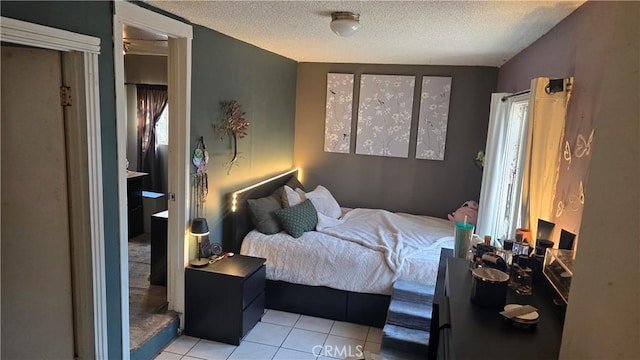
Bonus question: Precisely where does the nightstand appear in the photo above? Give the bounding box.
[184,255,266,345]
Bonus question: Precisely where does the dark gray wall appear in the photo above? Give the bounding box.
[497,2,639,357]
[295,63,497,218]
[190,25,297,245]
[0,0,122,356]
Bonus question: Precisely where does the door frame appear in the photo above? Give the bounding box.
[113,2,192,357]
[1,16,107,359]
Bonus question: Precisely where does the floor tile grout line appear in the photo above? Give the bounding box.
[294,315,335,334]
[227,339,280,360]
[183,338,202,358]
[278,319,296,348]
[279,327,330,356]
[245,315,297,348]
[180,353,207,360]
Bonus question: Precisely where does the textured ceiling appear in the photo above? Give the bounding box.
[145,0,585,66]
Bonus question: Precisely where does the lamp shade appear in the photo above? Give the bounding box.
[190,217,209,236]
[330,12,360,37]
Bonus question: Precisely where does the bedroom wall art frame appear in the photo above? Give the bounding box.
[415,76,452,160]
[356,74,415,158]
[324,73,354,153]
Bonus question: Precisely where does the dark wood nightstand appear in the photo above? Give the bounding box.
[184,254,266,345]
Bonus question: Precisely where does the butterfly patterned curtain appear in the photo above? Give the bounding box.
[521,77,574,248]
[553,82,593,250]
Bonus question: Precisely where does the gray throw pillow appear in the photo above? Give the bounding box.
[274,199,318,238]
[247,193,282,234]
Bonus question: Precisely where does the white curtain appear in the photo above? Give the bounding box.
[522,77,572,247]
[476,93,529,243]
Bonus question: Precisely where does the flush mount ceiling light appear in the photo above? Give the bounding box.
[330,12,360,37]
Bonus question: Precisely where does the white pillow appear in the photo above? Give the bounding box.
[282,185,303,207]
[300,185,341,219]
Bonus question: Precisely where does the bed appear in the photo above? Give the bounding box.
[223,169,455,327]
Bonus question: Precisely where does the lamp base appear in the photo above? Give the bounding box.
[189,258,209,268]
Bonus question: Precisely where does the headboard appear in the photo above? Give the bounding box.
[223,169,299,253]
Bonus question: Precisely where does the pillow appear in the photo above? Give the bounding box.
[299,185,341,219]
[274,199,318,238]
[282,185,304,207]
[286,176,306,193]
[247,192,283,234]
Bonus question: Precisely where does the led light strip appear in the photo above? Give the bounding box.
[231,168,299,212]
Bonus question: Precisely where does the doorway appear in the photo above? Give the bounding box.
[122,23,175,351]
[113,2,192,358]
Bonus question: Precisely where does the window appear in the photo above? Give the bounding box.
[477,93,530,243]
[494,98,529,241]
[155,104,169,146]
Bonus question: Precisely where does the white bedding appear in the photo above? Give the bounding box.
[240,208,455,295]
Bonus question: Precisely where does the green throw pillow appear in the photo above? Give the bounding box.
[275,199,318,238]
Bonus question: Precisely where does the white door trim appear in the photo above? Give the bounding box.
[1,16,107,359]
[0,16,100,53]
[113,3,192,357]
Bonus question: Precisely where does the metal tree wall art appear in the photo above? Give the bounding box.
[213,100,249,174]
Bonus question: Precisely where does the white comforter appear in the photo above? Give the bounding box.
[240,208,455,295]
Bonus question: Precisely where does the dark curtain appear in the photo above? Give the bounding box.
[136,84,168,192]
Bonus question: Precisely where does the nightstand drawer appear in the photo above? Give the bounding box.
[243,265,265,309]
[242,291,265,338]
[185,255,266,345]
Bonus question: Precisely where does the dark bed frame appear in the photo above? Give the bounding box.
[223,170,390,328]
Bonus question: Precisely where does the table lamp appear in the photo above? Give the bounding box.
[189,217,210,268]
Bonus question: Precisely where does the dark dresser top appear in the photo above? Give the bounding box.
[446,257,564,360]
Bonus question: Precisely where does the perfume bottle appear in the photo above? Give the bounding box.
[520,240,531,257]
[514,256,533,295]
[467,245,477,271]
[501,239,515,268]
[509,254,520,290]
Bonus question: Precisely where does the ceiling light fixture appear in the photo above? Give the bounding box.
[330,12,360,37]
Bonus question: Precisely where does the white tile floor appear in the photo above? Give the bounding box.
[155,309,383,360]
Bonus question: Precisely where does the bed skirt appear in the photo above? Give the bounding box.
[265,280,390,328]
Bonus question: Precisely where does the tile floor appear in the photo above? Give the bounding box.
[155,309,382,360]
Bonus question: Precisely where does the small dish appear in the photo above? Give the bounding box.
[504,304,540,321]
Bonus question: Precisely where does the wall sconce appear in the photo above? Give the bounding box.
[330,12,360,37]
[189,217,210,268]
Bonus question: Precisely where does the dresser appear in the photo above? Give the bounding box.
[435,254,565,360]
[184,255,266,345]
